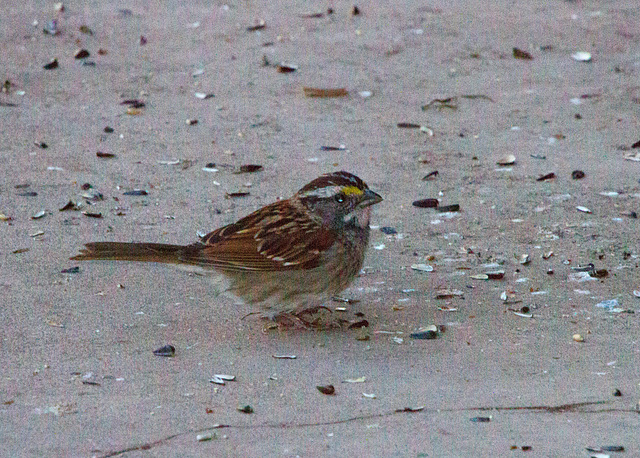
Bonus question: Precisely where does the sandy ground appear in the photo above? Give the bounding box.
[2,0,640,456]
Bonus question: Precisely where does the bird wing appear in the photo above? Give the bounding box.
[179,201,336,272]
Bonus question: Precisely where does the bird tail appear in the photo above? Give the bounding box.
[70,242,187,264]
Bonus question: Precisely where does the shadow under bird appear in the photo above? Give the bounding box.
[71,171,383,324]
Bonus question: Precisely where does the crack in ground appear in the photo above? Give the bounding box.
[98,400,636,457]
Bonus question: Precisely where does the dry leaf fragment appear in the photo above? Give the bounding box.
[121,99,145,108]
[436,204,460,212]
[343,377,366,383]
[422,170,438,181]
[412,198,438,208]
[247,19,266,31]
[536,172,556,181]
[303,87,348,97]
[421,97,458,111]
[411,264,433,272]
[235,164,263,174]
[485,271,505,280]
[396,406,425,412]
[225,192,250,198]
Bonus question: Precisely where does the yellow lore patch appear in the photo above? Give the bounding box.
[341,185,363,196]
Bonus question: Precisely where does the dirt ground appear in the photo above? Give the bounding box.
[2,1,639,456]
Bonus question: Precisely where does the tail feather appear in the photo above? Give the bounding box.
[70,242,187,264]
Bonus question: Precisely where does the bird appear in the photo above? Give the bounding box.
[71,171,383,325]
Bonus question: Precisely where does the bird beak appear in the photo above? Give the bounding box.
[360,189,383,207]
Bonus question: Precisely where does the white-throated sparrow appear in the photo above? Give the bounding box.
[71,171,383,323]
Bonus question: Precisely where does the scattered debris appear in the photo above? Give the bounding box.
[537,172,556,181]
[320,145,346,151]
[343,377,366,383]
[303,87,348,97]
[247,19,266,31]
[234,165,263,174]
[74,49,90,59]
[422,170,438,181]
[513,47,533,60]
[276,63,298,73]
[225,191,250,198]
[412,198,439,208]
[571,170,585,179]
[194,92,214,100]
[153,345,175,357]
[497,154,516,166]
[61,267,80,274]
[237,405,254,414]
[571,51,592,62]
[197,433,216,442]
[411,264,433,272]
[272,354,296,359]
[397,122,421,129]
[43,58,59,70]
[436,204,460,212]
[595,299,623,313]
[209,374,236,385]
[410,326,438,340]
[422,97,458,111]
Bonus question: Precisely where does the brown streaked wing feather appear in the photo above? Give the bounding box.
[179,201,337,272]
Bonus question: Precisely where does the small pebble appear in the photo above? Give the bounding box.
[317,385,336,395]
[74,49,90,59]
[572,333,585,342]
[410,326,438,340]
[43,58,58,70]
[497,154,516,166]
[572,51,592,62]
[197,433,215,442]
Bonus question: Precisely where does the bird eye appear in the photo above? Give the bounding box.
[334,193,345,203]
